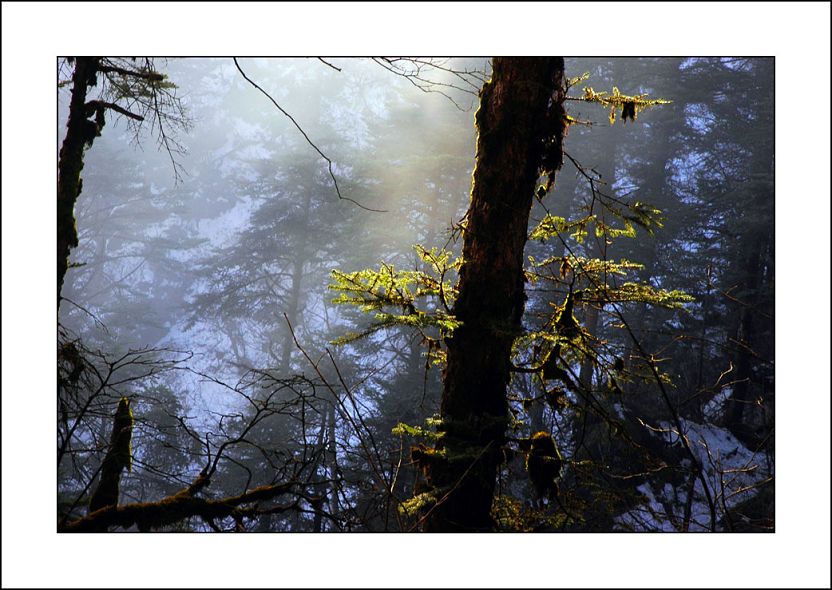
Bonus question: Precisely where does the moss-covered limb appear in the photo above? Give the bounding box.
[88,397,133,513]
[58,57,102,307]
[525,432,563,501]
[62,478,299,532]
[580,85,671,125]
[97,63,164,82]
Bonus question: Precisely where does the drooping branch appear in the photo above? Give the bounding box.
[97,58,191,182]
[233,58,386,213]
[316,57,341,72]
[57,57,191,307]
[371,57,487,111]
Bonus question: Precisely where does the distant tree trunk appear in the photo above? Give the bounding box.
[726,236,762,438]
[423,58,565,532]
[574,77,621,458]
[726,126,773,443]
[311,411,328,533]
[283,195,311,533]
[574,304,601,457]
[325,403,339,524]
[58,57,101,309]
[277,189,312,373]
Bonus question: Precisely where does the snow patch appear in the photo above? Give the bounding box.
[616,416,770,531]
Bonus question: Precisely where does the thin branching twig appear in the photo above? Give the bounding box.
[233,58,386,213]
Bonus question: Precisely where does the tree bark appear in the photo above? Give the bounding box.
[88,397,133,516]
[58,57,101,308]
[423,57,565,532]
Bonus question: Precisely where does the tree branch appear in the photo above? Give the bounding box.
[60,476,298,532]
[233,58,386,213]
[86,100,144,122]
[98,63,164,81]
[316,58,341,72]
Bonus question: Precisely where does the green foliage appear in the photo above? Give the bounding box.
[527,254,691,310]
[582,85,672,125]
[492,494,567,531]
[566,71,591,90]
[621,201,665,235]
[395,415,448,519]
[328,245,461,344]
[530,202,663,246]
[595,218,637,239]
[399,490,439,517]
[528,255,644,280]
[108,70,175,102]
[529,214,592,242]
[518,180,691,442]
[586,282,694,309]
[392,418,444,442]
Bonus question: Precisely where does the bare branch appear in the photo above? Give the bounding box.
[372,57,487,111]
[233,58,386,213]
[95,58,192,183]
[86,100,144,122]
[316,58,341,72]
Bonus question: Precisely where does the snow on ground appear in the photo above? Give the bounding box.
[616,393,770,531]
[703,386,733,422]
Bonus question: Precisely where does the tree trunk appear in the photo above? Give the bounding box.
[89,397,133,517]
[58,57,101,308]
[726,236,762,439]
[725,113,773,442]
[423,57,565,532]
[277,189,312,372]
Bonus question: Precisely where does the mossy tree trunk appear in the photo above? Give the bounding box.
[424,57,565,532]
[88,397,133,516]
[58,57,101,309]
[58,57,164,310]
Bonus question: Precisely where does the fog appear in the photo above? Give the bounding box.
[56,58,776,536]
[59,58,482,378]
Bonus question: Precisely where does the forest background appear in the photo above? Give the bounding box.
[3,2,831,589]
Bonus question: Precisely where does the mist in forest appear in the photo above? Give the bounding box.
[57,57,775,534]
